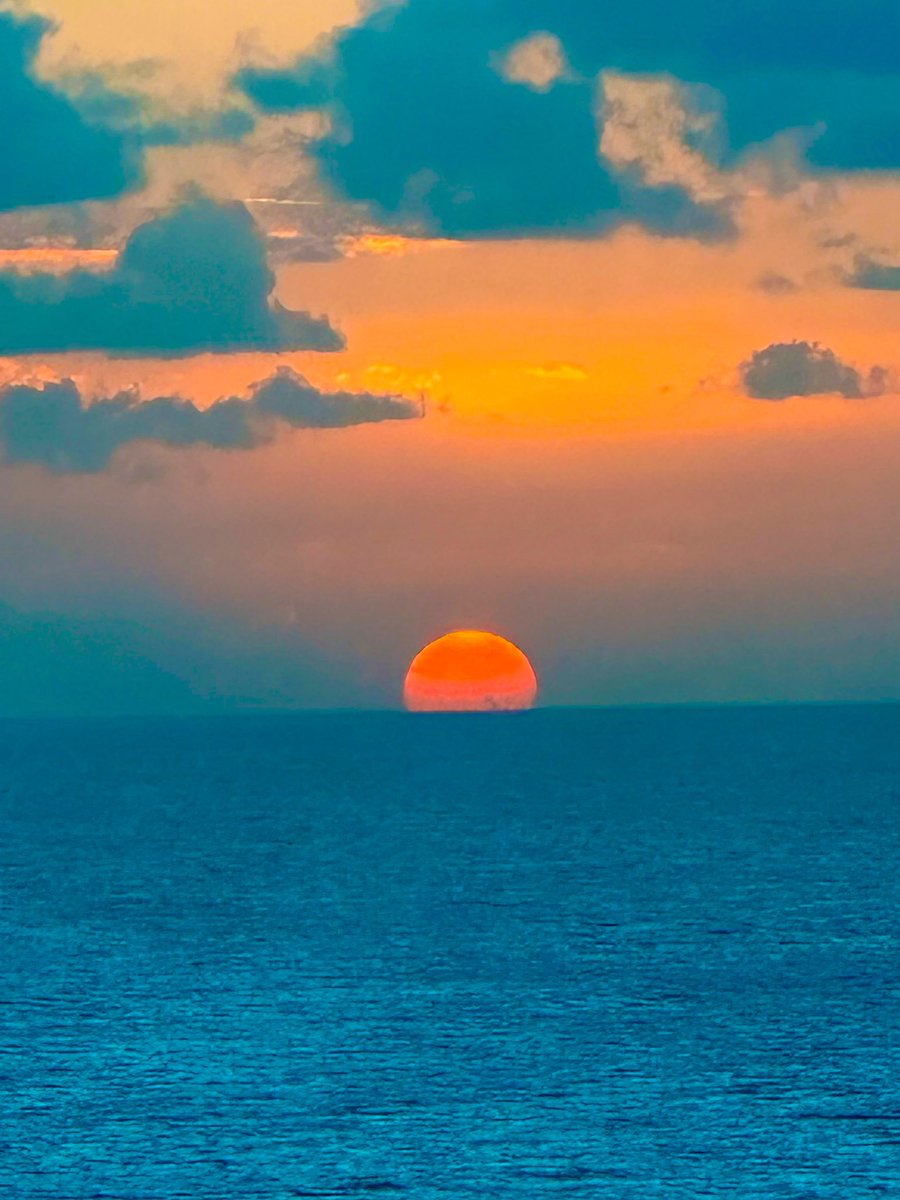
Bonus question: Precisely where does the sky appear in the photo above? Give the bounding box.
[1,0,900,713]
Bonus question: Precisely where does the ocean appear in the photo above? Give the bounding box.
[1,706,898,1198]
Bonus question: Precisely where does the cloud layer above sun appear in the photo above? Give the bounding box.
[238,0,900,238]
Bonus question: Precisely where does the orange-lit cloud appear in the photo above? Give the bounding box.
[343,234,451,257]
[0,248,116,270]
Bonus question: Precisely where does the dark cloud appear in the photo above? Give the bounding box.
[249,367,421,428]
[740,341,887,400]
[0,367,421,473]
[237,0,900,239]
[0,197,343,356]
[0,12,140,210]
[238,2,734,239]
[0,12,259,215]
[843,256,900,291]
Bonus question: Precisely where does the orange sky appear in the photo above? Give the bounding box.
[34,206,900,439]
[4,186,899,706]
[2,4,900,707]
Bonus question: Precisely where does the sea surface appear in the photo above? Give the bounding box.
[1,706,898,1199]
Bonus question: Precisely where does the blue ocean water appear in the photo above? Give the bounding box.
[1,706,898,1198]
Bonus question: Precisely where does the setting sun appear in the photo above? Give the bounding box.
[403,630,538,712]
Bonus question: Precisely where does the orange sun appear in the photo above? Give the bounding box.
[403,630,538,712]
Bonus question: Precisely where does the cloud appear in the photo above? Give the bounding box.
[740,342,888,400]
[496,33,569,93]
[0,367,422,473]
[0,11,261,215]
[0,12,140,210]
[67,65,257,149]
[755,272,800,295]
[237,2,734,240]
[237,1,900,239]
[0,197,343,356]
[843,256,900,291]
